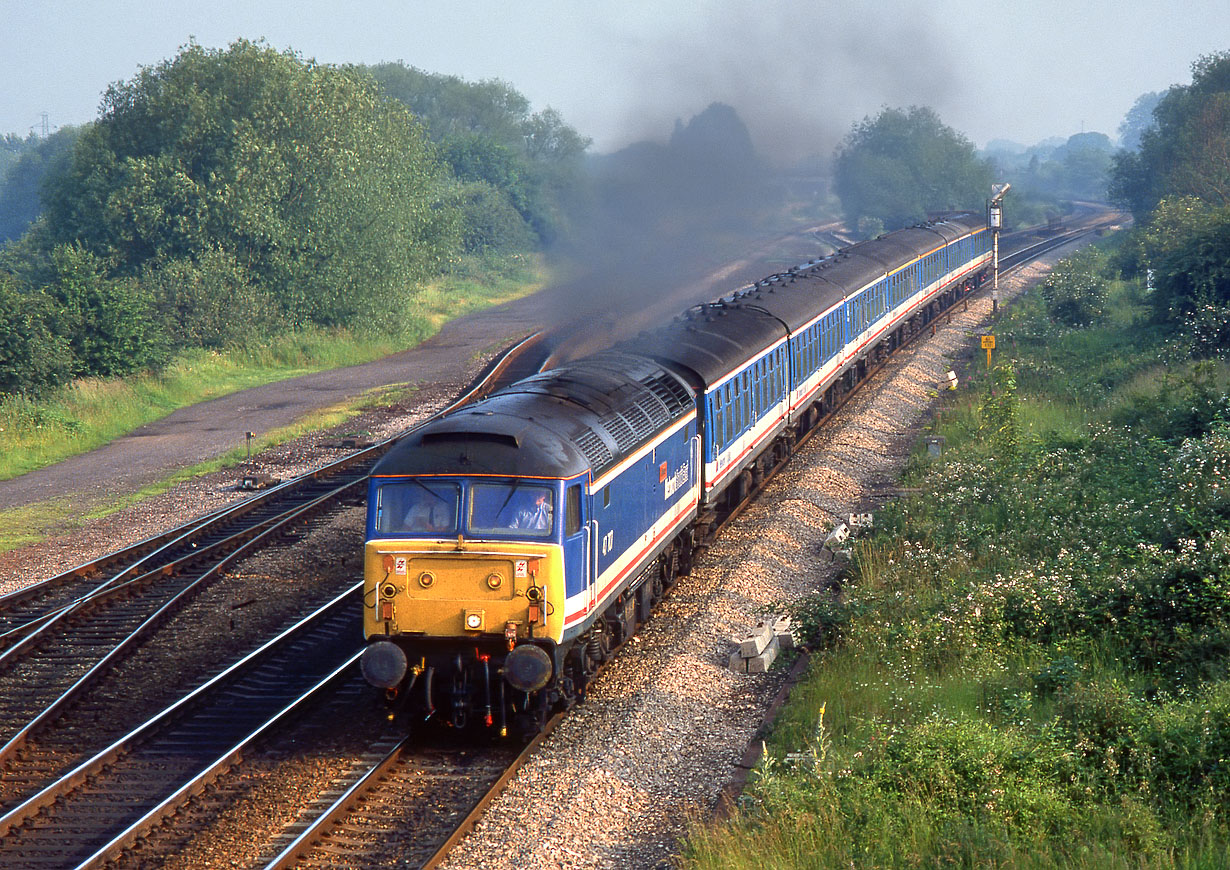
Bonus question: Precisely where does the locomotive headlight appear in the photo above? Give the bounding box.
[381,582,398,599]
[486,572,503,590]
[464,610,484,631]
[418,572,435,588]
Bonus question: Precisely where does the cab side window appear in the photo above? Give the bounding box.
[566,485,582,536]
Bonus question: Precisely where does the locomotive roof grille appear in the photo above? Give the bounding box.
[645,373,691,414]
[599,411,636,450]
[624,402,656,440]
[574,429,613,469]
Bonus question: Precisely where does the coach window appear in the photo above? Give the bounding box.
[565,485,581,536]
[718,386,728,445]
[713,395,724,451]
[739,373,747,426]
[602,485,610,508]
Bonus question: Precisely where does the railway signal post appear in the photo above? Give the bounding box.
[989,183,1011,313]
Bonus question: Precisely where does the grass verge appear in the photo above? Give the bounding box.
[0,253,544,482]
[0,382,417,556]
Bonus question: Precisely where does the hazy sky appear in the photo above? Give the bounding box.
[2,0,1226,162]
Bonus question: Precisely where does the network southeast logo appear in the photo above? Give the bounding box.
[664,461,689,499]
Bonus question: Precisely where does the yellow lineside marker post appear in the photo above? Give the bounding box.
[981,334,995,369]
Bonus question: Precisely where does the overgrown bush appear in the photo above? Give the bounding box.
[1108,361,1230,442]
[0,275,71,395]
[1038,249,1110,326]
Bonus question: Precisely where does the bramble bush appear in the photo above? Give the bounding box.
[1038,248,1110,326]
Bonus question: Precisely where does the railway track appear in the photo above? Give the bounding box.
[0,588,362,867]
[0,470,369,795]
[263,737,527,869]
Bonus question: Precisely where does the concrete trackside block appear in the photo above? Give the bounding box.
[730,614,791,673]
[745,635,780,673]
[848,512,874,534]
[823,522,850,551]
[772,615,795,651]
[738,621,775,657]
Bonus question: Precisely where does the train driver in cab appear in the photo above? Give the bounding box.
[402,490,454,533]
[512,488,553,531]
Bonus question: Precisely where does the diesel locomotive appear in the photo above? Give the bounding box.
[360,213,993,735]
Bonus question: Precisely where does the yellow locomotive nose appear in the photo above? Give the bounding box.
[364,541,564,643]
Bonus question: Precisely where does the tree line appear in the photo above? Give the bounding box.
[6,35,1151,401]
[0,40,588,396]
[1107,51,1230,359]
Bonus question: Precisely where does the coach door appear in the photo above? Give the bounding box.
[561,482,592,612]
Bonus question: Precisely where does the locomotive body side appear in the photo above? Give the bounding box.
[576,410,699,639]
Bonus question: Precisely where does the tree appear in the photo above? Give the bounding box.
[833,106,992,232]
[40,40,462,330]
[0,128,83,242]
[1110,52,1230,220]
[364,62,589,244]
[0,133,33,181]
[1119,91,1162,151]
